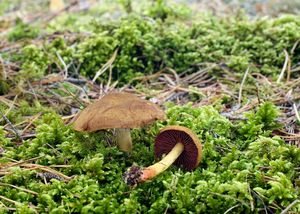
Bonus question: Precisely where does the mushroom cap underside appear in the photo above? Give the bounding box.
[73,92,165,132]
[154,125,202,171]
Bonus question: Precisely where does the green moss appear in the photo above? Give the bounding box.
[18,45,49,80]
[11,14,300,84]
[0,80,9,95]
[87,14,293,80]
[237,102,282,146]
[1,4,300,213]
[1,103,299,213]
[8,19,39,42]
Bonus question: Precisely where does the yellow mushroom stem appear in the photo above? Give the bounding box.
[140,143,184,181]
[115,128,132,152]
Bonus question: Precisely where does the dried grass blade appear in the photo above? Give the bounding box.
[92,49,118,82]
[0,182,38,195]
[238,67,250,106]
[277,49,289,83]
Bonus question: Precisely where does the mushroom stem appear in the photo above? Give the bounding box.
[141,142,184,181]
[115,128,132,152]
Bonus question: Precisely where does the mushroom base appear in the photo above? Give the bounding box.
[123,165,143,186]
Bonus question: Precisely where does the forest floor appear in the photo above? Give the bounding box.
[0,0,299,213]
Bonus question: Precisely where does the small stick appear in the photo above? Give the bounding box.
[49,165,73,168]
[92,49,118,82]
[42,0,78,24]
[0,195,19,205]
[59,83,86,107]
[0,182,38,196]
[0,54,7,80]
[21,113,41,135]
[280,199,300,214]
[166,67,180,85]
[22,164,72,181]
[255,84,261,105]
[106,65,113,91]
[130,69,164,82]
[2,156,44,168]
[286,54,291,82]
[293,103,300,124]
[0,200,9,209]
[27,80,38,101]
[65,77,86,84]
[0,109,23,142]
[56,52,69,79]
[291,39,299,54]
[209,192,250,208]
[223,204,240,214]
[0,95,18,123]
[163,74,176,86]
[238,67,250,106]
[277,49,289,83]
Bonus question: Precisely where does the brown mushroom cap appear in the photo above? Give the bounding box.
[154,125,202,171]
[73,92,165,132]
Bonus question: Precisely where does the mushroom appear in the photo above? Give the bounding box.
[123,125,202,186]
[72,92,165,152]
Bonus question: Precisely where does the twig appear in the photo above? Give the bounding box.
[60,83,85,107]
[277,49,289,83]
[0,109,23,142]
[166,67,180,85]
[223,204,240,214]
[130,69,163,82]
[22,164,73,181]
[0,200,9,209]
[106,65,113,91]
[163,205,169,214]
[0,195,38,213]
[21,113,41,135]
[27,80,38,100]
[49,165,73,168]
[0,95,18,123]
[2,156,44,168]
[0,182,38,195]
[291,39,299,54]
[92,49,118,82]
[251,190,268,214]
[209,192,250,208]
[56,52,68,79]
[163,74,176,86]
[20,133,36,140]
[0,54,7,80]
[280,199,300,214]
[286,54,291,82]
[238,67,250,106]
[293,103,300,124]
[0,195,19,205]
[66,77,86,84]
[41,0,78,24]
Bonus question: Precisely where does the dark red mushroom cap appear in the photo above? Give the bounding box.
[154,125,202,171]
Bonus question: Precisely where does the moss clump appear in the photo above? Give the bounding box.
[7,14,300,85]
[8,18,39,42]
[77,14,300,82]
[0,103,299,213]
[16,37,75,81]
[192,15,300,76]
[74,15,200,83]
[0,80,9,95]
[18,44,49,81]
